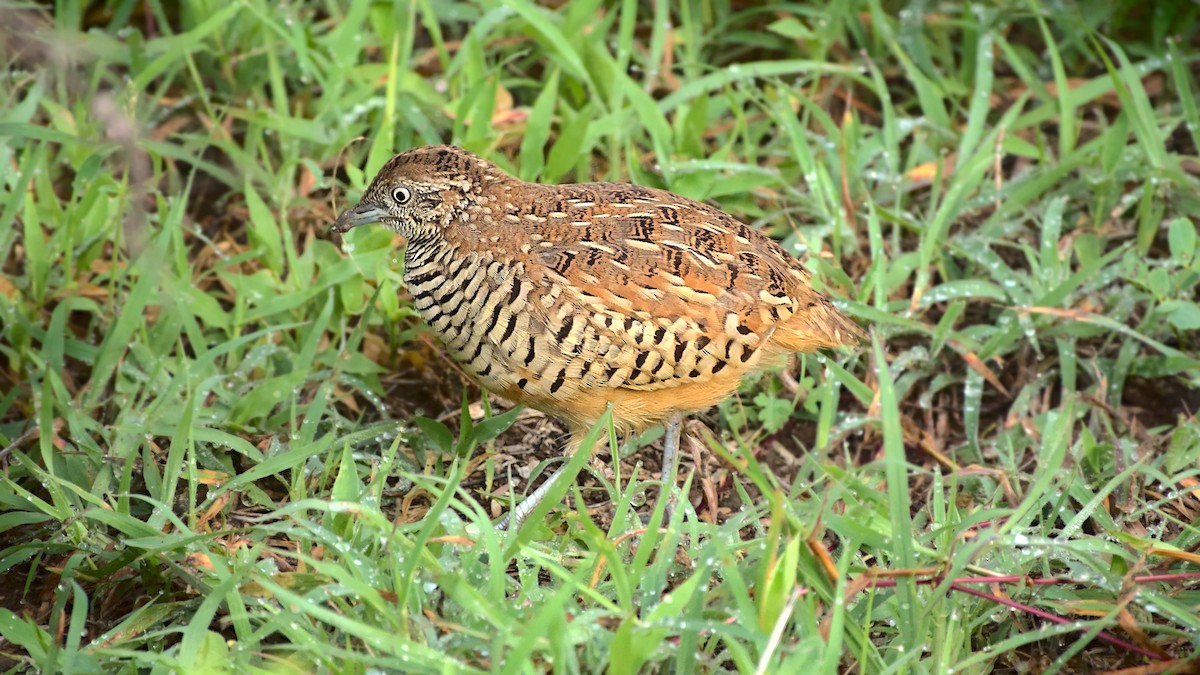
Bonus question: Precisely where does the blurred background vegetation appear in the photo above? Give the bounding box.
[1,0,1198,672]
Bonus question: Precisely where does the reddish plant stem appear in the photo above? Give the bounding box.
[864,573,1200,589]
[844,572,1200,662]
[948,582,1163,661]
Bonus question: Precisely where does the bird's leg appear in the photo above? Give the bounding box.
[495,462,571,531]
[496,433,589,532]
[659,411,685,524]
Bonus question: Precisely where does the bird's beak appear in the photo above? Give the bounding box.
[333,201,389,233]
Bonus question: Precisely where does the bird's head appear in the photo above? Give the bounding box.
[333,145,506,241]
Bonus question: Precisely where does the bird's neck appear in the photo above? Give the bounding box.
[404,228,445,268]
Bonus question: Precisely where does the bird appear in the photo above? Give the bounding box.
[334,145,864,530]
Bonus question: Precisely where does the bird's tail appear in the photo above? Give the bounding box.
[772,297,866,354]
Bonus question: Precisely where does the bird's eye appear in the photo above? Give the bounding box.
[392,186,413,204]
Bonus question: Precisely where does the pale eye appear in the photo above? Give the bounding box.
[392,186,412,204]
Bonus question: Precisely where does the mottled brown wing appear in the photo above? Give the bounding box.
[517,182,840,392]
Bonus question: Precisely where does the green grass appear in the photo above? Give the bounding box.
[2,0,1200,672]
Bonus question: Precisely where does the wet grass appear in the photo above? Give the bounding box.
[1,1,1199,672]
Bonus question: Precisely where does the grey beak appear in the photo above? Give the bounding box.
[333,201,389,233]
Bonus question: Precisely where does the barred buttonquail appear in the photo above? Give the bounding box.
[335,145,863,530]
